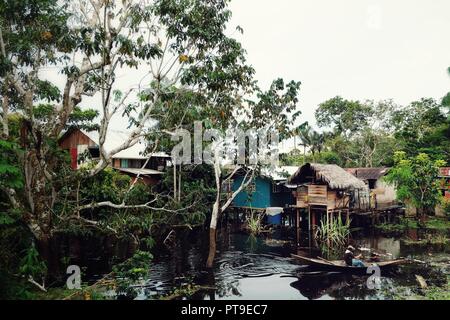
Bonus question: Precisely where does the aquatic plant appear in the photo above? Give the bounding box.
[245,211,265,235]
[375,218,419,235]
[315,215,351,247]
[402,232,449,246]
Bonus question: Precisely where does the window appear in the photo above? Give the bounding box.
[120,159,129,168]
[272,183,281,193]
[128,159,142,168]
[246,182,256,193]
[88,147,100,159]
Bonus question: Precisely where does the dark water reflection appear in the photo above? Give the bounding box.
[135,229,449,300]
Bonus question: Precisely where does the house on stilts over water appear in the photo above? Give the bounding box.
[288,163,369,230]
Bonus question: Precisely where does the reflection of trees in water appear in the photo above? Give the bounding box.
[188,269,242,300]
[214,277,242,299]
[290,272,377,300]
[246,235,259,253]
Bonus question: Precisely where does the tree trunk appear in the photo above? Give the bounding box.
[206,201,220,268]
[206,227,217,268]
[173,163,177,201]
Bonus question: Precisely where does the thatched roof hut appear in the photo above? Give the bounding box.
[289,163,367,190]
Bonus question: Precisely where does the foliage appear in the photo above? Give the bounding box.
[314,98,400,167]
[424,218,450,231]
[19,244,47,281]
[315,215,351,247]
[375,218,419,235]
[384,152,445,216]
[281,149,343,166]
[0,140,23,190]
[312,95,449,167]
[391,98,449,162]
[245,211,265,235]
[156,165,216,226]
[402,232,449,246]
[315,96,374,135]
[112,250,152,299]
[421,276,450,300]
[159,282,204,300]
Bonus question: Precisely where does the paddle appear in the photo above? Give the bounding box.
[316,256,341,266]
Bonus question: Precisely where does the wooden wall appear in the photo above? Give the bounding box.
[295,185,350,210]
[59,129,96,149]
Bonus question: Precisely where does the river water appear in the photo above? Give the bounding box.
[132,228,450,300]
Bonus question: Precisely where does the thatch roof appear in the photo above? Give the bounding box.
[345,167,390,180]
[289,163,367,190]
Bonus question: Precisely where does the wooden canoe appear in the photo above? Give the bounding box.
[291,254,408,272]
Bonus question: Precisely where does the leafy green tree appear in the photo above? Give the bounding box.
[384,152,446,217]
[0,0,269,278]
[315,98,401,167]
[315,96,374,136]
[281,149,342,166]
[391,98,447,160]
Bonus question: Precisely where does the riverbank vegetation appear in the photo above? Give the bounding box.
[0,0,302,298]
[0,0,449,301]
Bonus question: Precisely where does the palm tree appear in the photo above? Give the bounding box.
[298,125,312,163]
[310,130,326,162]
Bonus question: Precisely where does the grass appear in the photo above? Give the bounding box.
[245,211,265,235]
[417,276,450,300]
[425,218,450,231]
[315,215,351,247]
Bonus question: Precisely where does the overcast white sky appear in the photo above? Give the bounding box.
[228,0,450,127]
[44,0,450,145]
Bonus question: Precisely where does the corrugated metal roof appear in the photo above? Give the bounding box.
[345,167,390,180]
[82,129,170,160]
[115,168,164,176]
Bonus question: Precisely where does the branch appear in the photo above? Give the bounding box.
[76,198,194,214]
[221,167,255,212]
[27,276,47,292]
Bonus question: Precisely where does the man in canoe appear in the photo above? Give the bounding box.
[344,246,366,267]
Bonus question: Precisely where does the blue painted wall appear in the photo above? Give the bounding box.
[232,176,293,209]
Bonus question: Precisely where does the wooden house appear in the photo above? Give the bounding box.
[59,127,171,185]
[288,163,369,228]
[224,166,297,212]
[345,167,397,209]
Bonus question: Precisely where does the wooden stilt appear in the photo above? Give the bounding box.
[308,206,311,231]
[296,208,300,246]
[311,207,316,228]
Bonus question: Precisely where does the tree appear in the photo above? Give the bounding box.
[297,123,311,162]
[315,96,373,136]
[391,98,447,160]
[205,78,301,267]
[309,130,327,162]
[316,98,400,167]
[0,0,264,283]
[384,152,446,218]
